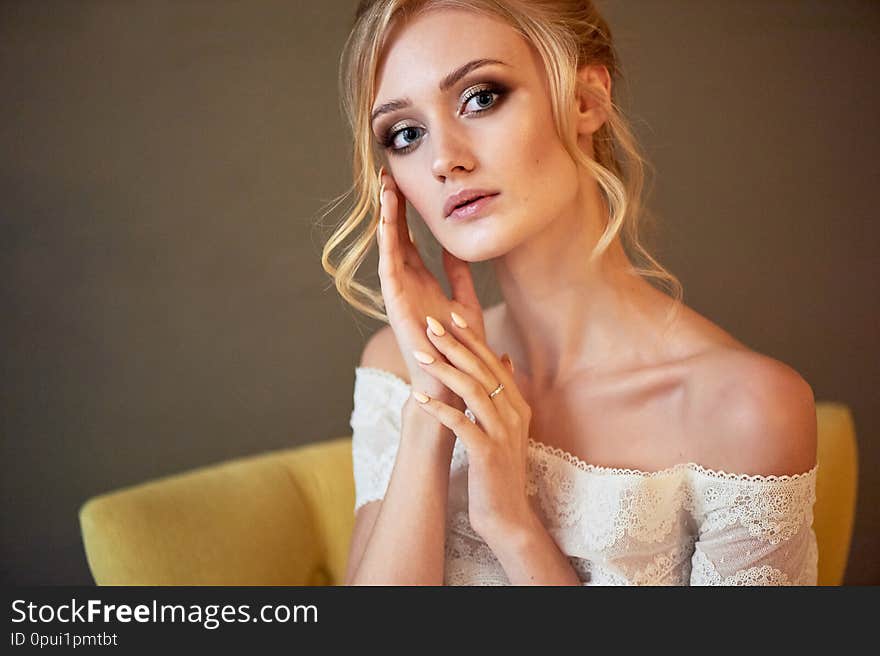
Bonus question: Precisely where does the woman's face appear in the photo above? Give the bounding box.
[371,8,588,261]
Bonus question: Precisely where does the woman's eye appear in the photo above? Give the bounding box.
[463,88,499,113]
[382,84,506,155]
[387,126,425,152]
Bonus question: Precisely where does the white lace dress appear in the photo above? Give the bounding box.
[350,366,819,586]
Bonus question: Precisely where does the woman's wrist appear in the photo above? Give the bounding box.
[401,396,457,457]
[478,505,543,549]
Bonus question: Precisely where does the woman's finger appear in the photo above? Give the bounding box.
[411,352,507,439]
[376,170,404,285]
[411,389,488,457]
[424,316,518,421]
[447,311,526,410]
[381,171,427,272]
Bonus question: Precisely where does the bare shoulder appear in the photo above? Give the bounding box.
[687,346,818,477]
[359,324,411,385]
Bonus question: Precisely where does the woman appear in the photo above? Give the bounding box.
[322,0,819,585]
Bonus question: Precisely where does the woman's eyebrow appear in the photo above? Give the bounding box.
[370,58,510,127]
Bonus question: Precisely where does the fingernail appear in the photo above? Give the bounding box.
[408,226,415,243]
[502,353,515,373]
[413,390,430,403]
[412,350,435,364]
[450,311,468,328]
[426,315,445,336]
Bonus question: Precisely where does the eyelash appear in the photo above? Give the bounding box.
[379,82,509,155]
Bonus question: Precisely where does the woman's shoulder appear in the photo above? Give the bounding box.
[359,323,411,386]
[684,338,818,478]
[622,299,816,479]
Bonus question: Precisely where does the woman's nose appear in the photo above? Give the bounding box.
[430,118,476,179]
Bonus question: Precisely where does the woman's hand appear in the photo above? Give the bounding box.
[409,311,537,542]
[376,167,486,410]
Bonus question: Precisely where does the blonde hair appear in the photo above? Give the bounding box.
[319,0,683,325]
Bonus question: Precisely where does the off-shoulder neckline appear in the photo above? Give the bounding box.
[354,366,819,483]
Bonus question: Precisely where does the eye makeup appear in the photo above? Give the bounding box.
[376,80,511,155]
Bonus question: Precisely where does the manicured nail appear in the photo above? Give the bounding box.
[413,390,430,403]
[425,315,445,336]
[412,350,435,364]
[450,311,468,328]
[502,353,515,373]
[408,226,415,243]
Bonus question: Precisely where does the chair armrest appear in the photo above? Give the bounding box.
[814,402,858,585]
[79,443,341,585]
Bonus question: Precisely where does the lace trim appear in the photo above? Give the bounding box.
[530,444,816,548]
[695,482,816,545]
[445,531,508,586]
[352,436,400,512]
[628,540,696,585]
[355,367,819,483]
[690,547,793,586]
[567,556,631,586]
[351,367,410,512]
[528,438,819,482]
[445,527,634,586]
[356,366,412,394]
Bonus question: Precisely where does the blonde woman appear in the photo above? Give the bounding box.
[323,0,819,585]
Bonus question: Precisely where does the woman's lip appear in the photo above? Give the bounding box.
[447,193,499,221]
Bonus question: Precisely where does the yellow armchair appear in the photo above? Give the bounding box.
[79,437,356,586]
[78,403,858,586]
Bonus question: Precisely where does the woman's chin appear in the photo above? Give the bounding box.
[450,239,512,264]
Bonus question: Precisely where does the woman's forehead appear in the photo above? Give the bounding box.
[373,10,528,100]
[376,9,524,79]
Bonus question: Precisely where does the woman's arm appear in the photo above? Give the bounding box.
[484,514,583,585]
[347,396,456,585]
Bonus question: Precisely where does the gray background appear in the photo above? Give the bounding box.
[1,0,877,585]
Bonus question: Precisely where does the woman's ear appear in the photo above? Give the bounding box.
[574,64,612,137]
